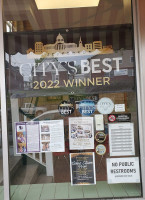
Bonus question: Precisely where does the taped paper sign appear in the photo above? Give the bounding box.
[107,157,140,184]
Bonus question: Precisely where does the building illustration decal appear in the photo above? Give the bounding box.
[27,33,113,58]
[5,32,135,95]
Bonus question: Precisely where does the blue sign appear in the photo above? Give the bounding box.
[78,100,96,116]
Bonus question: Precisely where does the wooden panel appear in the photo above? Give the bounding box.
[96,181,113,198]
[55,183,69,199]
[0,186,3,193]
[123,183,142,196]
[25,184,43,200]
[0,186,3,200]
[40,183,56,200]
[109,184,128,197]
[11,185,30,200]
[83,185,99,198]
[68,183,84,199]
[8,182,142,199]
[10,185,18,197]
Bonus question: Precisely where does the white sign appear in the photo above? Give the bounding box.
[107,157,140,184]
[69,117,94,150]
[95,114,104,130]
[114,69,128,76]
[15,120,65,154]
[26,122,40,152]
[97,97,114,114]
[115,104,125,112]
[109,123,135,156]
[40,120,65,152]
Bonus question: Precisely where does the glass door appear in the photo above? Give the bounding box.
[3,0,142,199]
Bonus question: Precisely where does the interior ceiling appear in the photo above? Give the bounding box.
[3,0,132,31]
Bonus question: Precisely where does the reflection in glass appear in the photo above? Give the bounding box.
[3,0,142,199]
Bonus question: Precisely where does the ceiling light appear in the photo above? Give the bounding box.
[35,0,100,9]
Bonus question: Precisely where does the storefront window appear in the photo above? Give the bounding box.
[3,0,142,199]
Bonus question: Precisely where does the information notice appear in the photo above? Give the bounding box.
[69,117,94,150]
[108,123,135,156]
[107,157,140,184]
[70,152,96,185]
[15,120,64,154]
[26,122,40,152]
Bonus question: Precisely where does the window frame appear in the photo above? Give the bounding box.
[0,0,145,199]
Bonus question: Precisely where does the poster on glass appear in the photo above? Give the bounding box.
[15,120,65,153]
[70,152,96,185]
[69,117,94,150]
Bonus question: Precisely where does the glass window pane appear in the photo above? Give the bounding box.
[3,0,142,199]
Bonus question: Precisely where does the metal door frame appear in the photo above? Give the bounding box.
[0,0,10,199]
[0,0,145,199]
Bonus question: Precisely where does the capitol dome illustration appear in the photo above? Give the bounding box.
[56,33,64,44]
[27,33,113,56]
